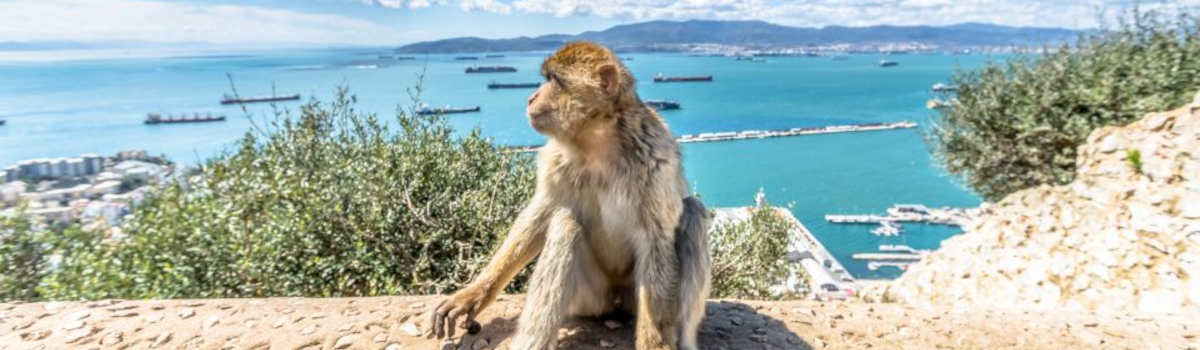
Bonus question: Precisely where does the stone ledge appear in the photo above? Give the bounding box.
[3,295,1197,349]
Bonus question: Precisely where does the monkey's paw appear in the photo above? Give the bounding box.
[430,286,487,338]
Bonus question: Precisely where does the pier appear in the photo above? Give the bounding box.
[867,261,914,271]
[851,253,922,261]
[504,121,918,153]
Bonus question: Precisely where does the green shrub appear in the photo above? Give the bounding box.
[928,11,1200,200]
[708,200,800,299]
[37,87,536,299]
[1125,149,1143,173]
[0,211,45,300]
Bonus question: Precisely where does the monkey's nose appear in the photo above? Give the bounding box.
[527,91,539,106]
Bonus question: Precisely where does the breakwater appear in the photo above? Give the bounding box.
[504,121,918,153]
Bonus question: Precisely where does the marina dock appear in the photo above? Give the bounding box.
[826,204,975,227]
[504,121,918,153]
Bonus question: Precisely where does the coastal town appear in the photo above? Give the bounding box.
[0,150,173,233]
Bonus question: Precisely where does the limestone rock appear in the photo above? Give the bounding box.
[873,91,1200,317]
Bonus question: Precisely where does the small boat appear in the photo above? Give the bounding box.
[0,119,6,126]
[487,82,539,89]
[395,56,416,60]
[220,94,301,105]
[652,73,713,83]
[416,105,481,116]
[484,54,504,58]
[466,66,517,73]
[644,100,680,111]
[145,113,226,125]
[879,60,899,67]
[870,221,902,236]
[454,56,479,60]
[926,99,952,110]
[931,83,957,92]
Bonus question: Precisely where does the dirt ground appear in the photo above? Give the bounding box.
[1,295,1197,349]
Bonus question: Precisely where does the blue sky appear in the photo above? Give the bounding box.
[0,0,1195,46]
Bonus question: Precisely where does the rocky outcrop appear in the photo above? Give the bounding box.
[2,296,1197,349]
[875,91,1200,316]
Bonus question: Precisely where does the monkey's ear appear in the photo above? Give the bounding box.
[595,63,621,97]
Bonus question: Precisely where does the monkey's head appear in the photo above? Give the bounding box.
[527,41,637,139]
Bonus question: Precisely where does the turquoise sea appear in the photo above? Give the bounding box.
[0,47,990,279]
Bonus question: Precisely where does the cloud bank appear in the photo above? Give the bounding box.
[0,0,408,45]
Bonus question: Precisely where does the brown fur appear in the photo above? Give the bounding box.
[431,41,710,350]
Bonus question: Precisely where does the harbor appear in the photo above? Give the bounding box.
[503,121,919,153]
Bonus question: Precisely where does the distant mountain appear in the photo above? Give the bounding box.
[395,20,1079,53]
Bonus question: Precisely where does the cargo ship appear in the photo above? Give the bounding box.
[485,54,504,58]
[652,73,712,83]
[145,113,226,125]
[455,56,479,60]
[219,93,300,105]
[466,66,517,73]
[416,105,481,116]
[396,56,416,60]
[487,82,539,89]
[879,60,899,67]
[0,119,6,126]
[644,100,680,111]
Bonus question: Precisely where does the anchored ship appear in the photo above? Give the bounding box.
[416,105,481,116]
[220,94,300,105]
[145,113,226,125]
[653,73,713,83]
[484,54,504,58]
[454,56,479,60]
[879,60,899,67]
[644,100,681,111]
[487,82,539,89]
[466,66,517,73]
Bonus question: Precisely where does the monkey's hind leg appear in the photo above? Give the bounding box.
[675,196,711,350]
[511,209,603,350]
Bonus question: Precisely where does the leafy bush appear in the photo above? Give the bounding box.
[708,200,800,299]
[37,87,536,299]
[0,211,45,300]
[928,11,1200,200]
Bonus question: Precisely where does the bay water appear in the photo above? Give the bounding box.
[0,48,993,279]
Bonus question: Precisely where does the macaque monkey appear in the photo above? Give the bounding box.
[432,41,711,350]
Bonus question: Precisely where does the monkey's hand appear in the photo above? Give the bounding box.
[431,284,488,338]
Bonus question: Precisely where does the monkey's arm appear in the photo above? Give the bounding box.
[431,194,553,338]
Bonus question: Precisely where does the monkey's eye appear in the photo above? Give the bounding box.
[549,73,565,87]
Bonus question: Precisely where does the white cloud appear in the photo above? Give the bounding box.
[365,0,1200,29]
[0,0,409,45]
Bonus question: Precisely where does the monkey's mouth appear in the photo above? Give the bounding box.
[527,111,553,133]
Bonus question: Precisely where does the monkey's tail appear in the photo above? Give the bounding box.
[675,196,711,350]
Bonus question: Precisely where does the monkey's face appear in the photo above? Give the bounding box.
[527,64,627,139]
